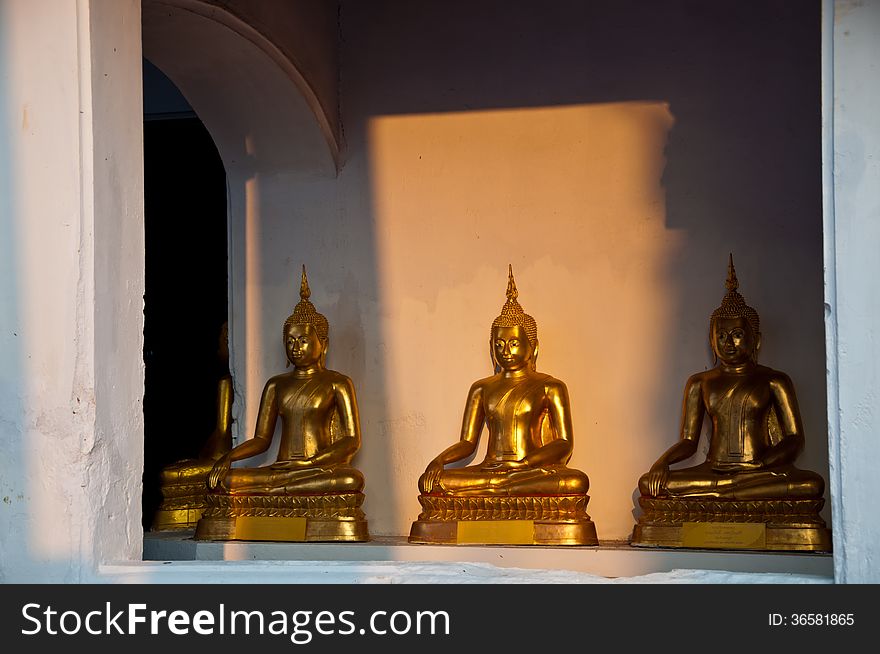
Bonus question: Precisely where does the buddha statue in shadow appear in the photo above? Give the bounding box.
[631,255,830,551]
[151,322,233,531]
[194,266,368,542]
[409,266,598,545]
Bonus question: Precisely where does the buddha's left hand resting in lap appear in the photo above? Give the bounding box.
[418,265,588,497]
[207,266,364,495]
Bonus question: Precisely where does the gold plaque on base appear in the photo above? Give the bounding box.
[457,520,534,544]
[410,519,598,546]
[195,515,369,542]
[681,522,766,549]
[234,516,307,541]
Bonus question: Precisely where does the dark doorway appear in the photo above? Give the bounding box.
[142,62,228,530]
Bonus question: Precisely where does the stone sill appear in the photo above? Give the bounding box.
[139,532,833,583]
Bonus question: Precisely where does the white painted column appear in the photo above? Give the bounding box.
[824,0,880,583]
[0,0,144,581]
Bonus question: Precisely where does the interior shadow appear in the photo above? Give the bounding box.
[142,105,229,530]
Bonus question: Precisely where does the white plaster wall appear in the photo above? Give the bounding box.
[0,0,144,582]
[89,0,147,574]
[826,0,880,583]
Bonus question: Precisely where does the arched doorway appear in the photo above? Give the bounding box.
[140,0,341,529]
[141,58,229,528]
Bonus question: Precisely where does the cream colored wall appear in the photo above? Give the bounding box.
[359,104,680,538]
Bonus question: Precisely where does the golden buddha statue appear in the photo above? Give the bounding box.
[631,255,830,551]
[409,266,598,545]
[151,321,233,531]
[194,266,369,542]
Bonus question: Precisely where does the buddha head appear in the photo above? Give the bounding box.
[490,265,539,372]
[283,266,329,368]
[709,255,761,365]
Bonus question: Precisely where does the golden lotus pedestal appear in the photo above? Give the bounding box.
[409,494,598,546]
[194,492,369,542]
[152,481,209,531]
[631,497,832,552]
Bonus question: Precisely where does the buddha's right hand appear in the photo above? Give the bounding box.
[422,459,445,493]
[207,453,232,490]
[644,462,669,497]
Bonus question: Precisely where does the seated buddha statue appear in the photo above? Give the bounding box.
[151,321,233,531]
[409,266,598,545]
[194,266,369,542]
[631,255,830,551]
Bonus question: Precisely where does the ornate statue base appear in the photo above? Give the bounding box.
[409,494,598,546]
[194,492,369,542]
[631,497,831,551]
[152,481,209,531]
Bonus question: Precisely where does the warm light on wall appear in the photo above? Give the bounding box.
[366,103,683,539]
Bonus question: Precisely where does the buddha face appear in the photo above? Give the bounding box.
[285,323,325,367]
[491,325,533,372]
[711,316,758,365]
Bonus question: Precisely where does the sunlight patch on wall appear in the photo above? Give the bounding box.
[366,103,683,538]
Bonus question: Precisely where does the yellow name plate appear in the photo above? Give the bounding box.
[681,522,766,550]
[233,516,307,542]
[456,520,534,544]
